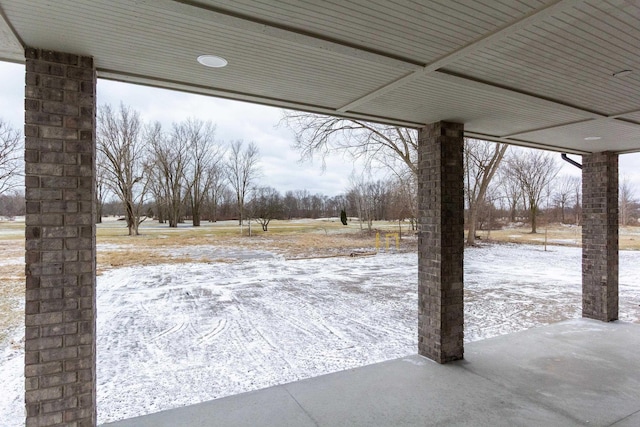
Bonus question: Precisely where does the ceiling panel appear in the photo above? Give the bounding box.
[509,119,640,153]
[0,7,20,61]
[618,111,640,124]
[192,0,549,65]
[1,0,408,110]
[445,0,640,115]
[1,0,640,153]
[353,73,590,144]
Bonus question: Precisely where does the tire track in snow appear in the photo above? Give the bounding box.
[226,294,297,376]
[272,313,316,337]
[226,320,272,376]
[149,316,188,342]
[197,318,227,344]
[278,280,349,343]
[150,285,195,342]
[231,295,277,351]
[347,317,400,341]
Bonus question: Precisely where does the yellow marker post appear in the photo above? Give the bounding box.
[384,233,399,251]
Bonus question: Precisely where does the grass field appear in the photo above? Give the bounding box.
[0,217,413,342]
[475,223,640,250]
[2,217,640,424]
[2,216,640,344]
[94,217,412,268]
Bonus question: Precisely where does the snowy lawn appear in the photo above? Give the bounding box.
[1,243,640,425]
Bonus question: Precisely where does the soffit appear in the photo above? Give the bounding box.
[0,4,20,61]
[192,0,548,64]
[510,119,640,154]
[352,71,590,145]
[445,0,640,116]
[621,111,640,124]
[0,0,639,154]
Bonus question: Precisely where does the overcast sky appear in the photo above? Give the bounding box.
[1,60,640,196]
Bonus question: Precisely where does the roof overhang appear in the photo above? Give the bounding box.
[1,0,639,154]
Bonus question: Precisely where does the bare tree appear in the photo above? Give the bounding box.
[282,112,417,178]
[97,104,151,236]
[553,175,579,224]
[347,173,378,232]
[499,167,522,223]
[382,158,418,231]
[219,186,236,220]
[283,112,504,237]
[147,168,167,224]
[226,140,260,228]
[95,150,108,224]
[619,176,637,226]
[147,122,190,228]
[504,149,561,233]
[183,119,223,226]
[0,119,21,196]
[347,185,364,231]
[480,184,501,237]
[572,176,582,225]
[464,139,508,245]
[146,123,170,225]
[283,190,299,219]
[0,190,25,219]
[403,176,418,231]
[249,186,283,231]
[387,177,417,235]
[295,189,312,218]
[206,165,227,223]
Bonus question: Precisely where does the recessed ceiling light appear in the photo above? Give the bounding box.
[197,55,228,68]
[584,136,602,141]
[613,69,632,78]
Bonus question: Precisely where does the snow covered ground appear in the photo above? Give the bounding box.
[1,243,640,425]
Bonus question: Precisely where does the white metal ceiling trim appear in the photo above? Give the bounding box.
[501,118,640,153]
[610,108,640,120]
[503,116,640,139]
[501,119,597,139]
[0,3,23,60]
[97,69,426,129]
[464,131,591,154]
[429,71,605,121]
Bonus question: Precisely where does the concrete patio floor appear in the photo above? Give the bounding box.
[103,318,640,427]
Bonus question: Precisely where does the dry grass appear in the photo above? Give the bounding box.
[95,219,414,266]
[0,221,24,241]
[3,218,638,340]
[475,224,640,250]
[97,250,207,273]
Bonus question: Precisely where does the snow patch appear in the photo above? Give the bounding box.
[1,244,639,425]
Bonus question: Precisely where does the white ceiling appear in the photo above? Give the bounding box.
[1,0,639,154]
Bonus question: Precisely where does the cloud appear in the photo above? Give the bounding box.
[620,153,640,188]
[0,62,25,128]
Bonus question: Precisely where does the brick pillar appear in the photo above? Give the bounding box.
[582,152,618,321]
[24,48,96,427]
[417,121,464,363]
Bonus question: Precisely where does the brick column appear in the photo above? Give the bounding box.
[24,48,96,427]
[582,152,618,321]
[417,121,464,363]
